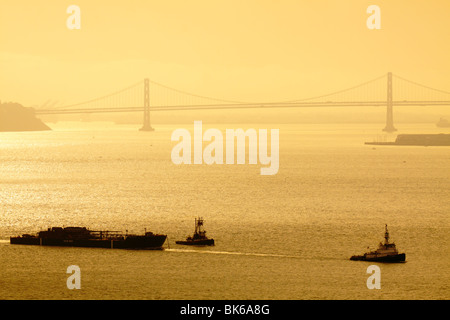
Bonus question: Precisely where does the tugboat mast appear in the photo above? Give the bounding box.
[195,217,204,235]
[384,224,390,244]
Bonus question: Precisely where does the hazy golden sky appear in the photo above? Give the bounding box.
[1,0,450,107]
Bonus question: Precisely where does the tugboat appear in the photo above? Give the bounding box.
[436,117,450,128]
[350,225,406,263]
[176,217,215,246]
[10,226,167,250]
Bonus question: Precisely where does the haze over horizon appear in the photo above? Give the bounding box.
[1,0,450,121]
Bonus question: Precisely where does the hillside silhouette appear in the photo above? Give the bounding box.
[0,102,51,132]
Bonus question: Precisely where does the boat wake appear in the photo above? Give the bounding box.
[165,248,303,259]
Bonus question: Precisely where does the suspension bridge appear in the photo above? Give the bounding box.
[35,72,450,132]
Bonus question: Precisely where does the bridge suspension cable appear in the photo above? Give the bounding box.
[147,79,252,105]
[278,74,387,104]
[52,80,144,110]
[392,74,450,102]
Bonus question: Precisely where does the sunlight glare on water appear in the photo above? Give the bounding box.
[0,122,449,299]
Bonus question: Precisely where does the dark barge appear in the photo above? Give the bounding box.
[10,226,167,250]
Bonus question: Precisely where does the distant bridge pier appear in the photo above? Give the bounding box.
[383,72,397,133]
[139,78,154,131]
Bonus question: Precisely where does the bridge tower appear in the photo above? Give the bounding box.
[383,72,397,132]
[140,78,154,131]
